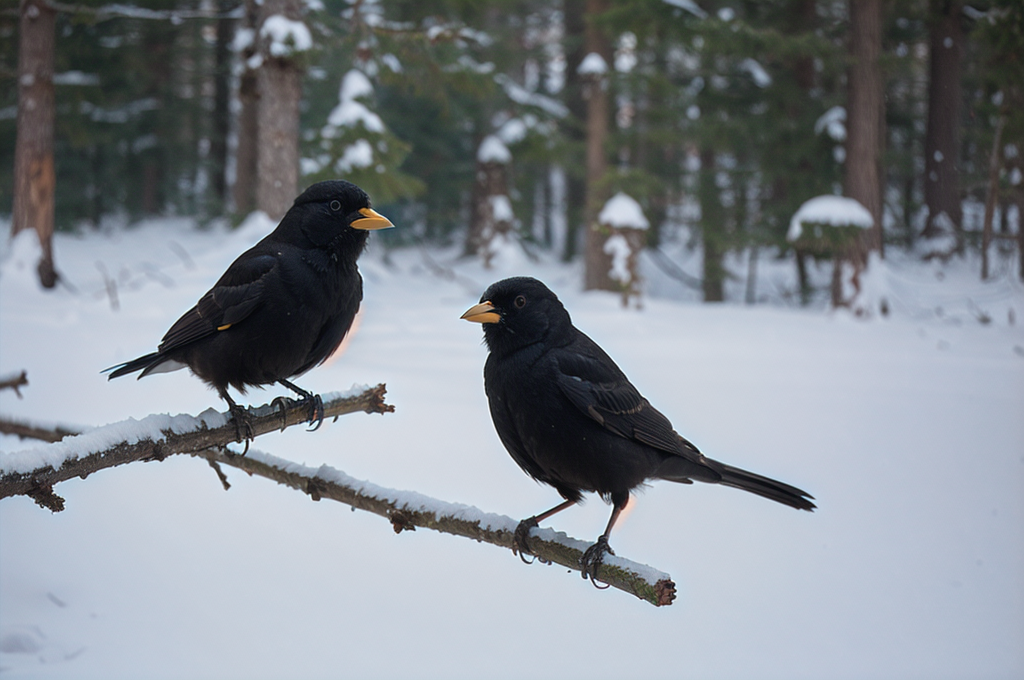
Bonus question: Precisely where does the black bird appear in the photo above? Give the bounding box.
[106,180,393,439]
[461,277,814,583]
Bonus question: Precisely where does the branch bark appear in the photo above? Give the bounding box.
[198,446,677,607]
[0,416,79,443]
[0,371,29,398]
[0,385,393,507]
[0,382,676,606]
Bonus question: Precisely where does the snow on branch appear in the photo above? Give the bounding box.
[0,385,394,511]
[0,382,676,606]
[33,2,243,22]
[200,446,677,607]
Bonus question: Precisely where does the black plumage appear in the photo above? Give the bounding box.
[106,180,393,437]
[461,276,814,582]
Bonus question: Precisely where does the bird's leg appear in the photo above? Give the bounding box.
[276,378,325,431]
[579,500,627,588]
[219,388,253,454]
[513,499,576,563]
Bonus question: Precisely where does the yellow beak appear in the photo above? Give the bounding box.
[350,207,394,231]
[461,301,500,324]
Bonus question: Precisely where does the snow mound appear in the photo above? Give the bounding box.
[788,194,873,241]
[477,135,511,164]
[599,192,650,230]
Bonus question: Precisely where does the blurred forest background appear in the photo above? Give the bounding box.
[3,0,1022,307]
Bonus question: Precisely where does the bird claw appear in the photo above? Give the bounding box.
[579,535,614,588]
[271,396,291,432]
[306,393,324,431]
[512,517,539,563]
[226,403,254,455]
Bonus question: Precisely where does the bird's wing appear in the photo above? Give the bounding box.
[554,343,704,460]
[157,253,277,353]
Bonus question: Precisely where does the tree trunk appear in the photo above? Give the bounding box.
[981,113,1005,281]
[561,0,586,262]
[699,147,725,302]
[12,0,57,288]
[839,0,883,307]
[255,0,304,220]
[582,0,614,291]
[233,0,260,216]
[922,0,964,240]
[466,147,512,266]
[210,0,235,214]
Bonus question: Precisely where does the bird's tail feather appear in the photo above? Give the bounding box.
[104,352,165,380]
[715,462,816,511]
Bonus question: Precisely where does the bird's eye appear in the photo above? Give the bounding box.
[329,200,341,211]
[514,295,526,309]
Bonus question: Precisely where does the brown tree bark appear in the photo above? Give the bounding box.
[255,0,304,220]
[210,0,236,212]
[699,147,725,302]
[838,0,884,307]
[561,0,587,262]
[465,143,513,267]
[582,0,614,291]
[233,0,260,216]
[980,113,1005,281]
[12,0,57,289]
[922,0,964,240]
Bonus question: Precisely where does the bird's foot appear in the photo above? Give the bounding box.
[579,535,614,589]
[276,379,325,431]
[271,396,290,432]
[512,517,539,564]
[305,393,325,431]
[227,403,254,455]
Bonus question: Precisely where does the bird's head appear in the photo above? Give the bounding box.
[286,180,394,251]
[461,277,572,356]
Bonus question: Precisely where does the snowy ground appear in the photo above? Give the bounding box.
[1,218,1022,679]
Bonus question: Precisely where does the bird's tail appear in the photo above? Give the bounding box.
[103,352,178,380]
[715,462,816,511]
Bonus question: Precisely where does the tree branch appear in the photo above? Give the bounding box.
[0,384,393,506]
[0,371,29,398]
[0,382,676,606]
[196,447,677,606]
[1,2,245,22]
[0,416,80,443]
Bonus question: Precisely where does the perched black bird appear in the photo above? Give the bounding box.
[462,277,814,583]
[106,180,393,438]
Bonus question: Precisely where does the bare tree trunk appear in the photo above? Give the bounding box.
[12,0,57,289]
[699,147,725,302]
[254,0,304,220]
[582,0,614,291]
[981,113,1005,281]
[561,0,586,262]
[233,0,260,216]
[210,0,235,214]
[839,0,883,307]
[465,140,512,266]
[922,0,964,240]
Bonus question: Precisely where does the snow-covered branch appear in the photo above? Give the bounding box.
[0,384,394,511]
[0,380,676,606]
[198,446,677,607]
[17,2,245,22]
